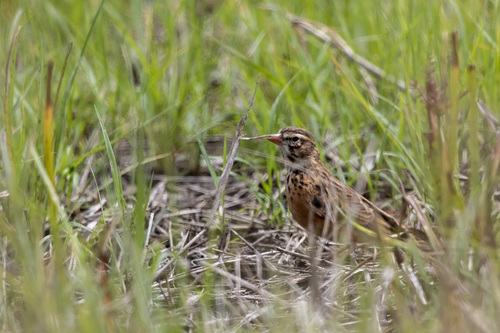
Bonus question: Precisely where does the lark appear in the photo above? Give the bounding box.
[256,126,407,243]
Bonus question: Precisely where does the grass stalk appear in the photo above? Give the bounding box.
[3,25,22,172]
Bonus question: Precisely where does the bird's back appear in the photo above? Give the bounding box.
[285,162,403,242]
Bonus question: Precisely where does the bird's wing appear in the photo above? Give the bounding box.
[355,189,402,232]
[322,177,401,235]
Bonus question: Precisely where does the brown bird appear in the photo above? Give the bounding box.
[261,126,406,243]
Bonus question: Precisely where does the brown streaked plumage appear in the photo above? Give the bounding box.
[263,126,404,243]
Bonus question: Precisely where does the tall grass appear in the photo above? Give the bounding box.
[0,0,499,331]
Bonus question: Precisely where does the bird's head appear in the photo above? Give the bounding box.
[264,127,321,168]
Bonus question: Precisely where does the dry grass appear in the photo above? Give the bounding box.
[1,0,499,331]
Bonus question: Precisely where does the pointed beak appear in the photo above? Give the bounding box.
[264,133,283,146]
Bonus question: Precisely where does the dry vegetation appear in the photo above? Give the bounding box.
[1,0,500,332]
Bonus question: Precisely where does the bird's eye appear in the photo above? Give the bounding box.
[291,136,300,142]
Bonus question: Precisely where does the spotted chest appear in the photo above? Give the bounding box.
[283,166,394,240]
[285,168,338,236]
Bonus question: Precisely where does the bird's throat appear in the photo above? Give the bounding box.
[283,155,316,171]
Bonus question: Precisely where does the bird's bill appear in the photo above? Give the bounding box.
[263,133,282,146]
[240,133,283,146]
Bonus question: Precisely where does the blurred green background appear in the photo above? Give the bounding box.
[0,0,499,331]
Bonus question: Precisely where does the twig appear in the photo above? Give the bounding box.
[231,229,277,271]
[276,246,336,267]
[262,7,413,94]
[208,263,275,299]
[208,80,259,223]
[142,213,154,261]
[286,13,412,93]
[404,194,443,252]
[400,262,428,305]
[153,229,206,281]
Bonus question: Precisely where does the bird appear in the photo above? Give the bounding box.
[260,126,408,244]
